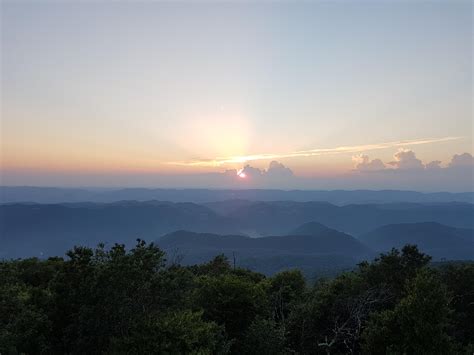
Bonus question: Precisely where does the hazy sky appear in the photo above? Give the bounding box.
[1,0,472,190]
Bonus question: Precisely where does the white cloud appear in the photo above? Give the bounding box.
[449,153,474,167]
[388,149,424,170]
[239,165,264,178]
[354,151,473,173]
[236,161,294,179]
[352,154,386,171]
[266,161,294,177]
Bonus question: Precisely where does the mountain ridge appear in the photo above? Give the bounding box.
[359,222,474,260]
[2,186,473,204]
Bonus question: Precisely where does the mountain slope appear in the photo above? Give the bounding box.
[0,201,234,259]
[2,201,473,260]
[228,201,474,235]
[359,222,474,260]
[157,228,373,275]
[290,221,336,236]
[159,229,371,255]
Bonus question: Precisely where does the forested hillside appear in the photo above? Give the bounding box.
[1,241,473,354]
[2,201,473,260]
[157,228,372,276]
[359,222,474,260]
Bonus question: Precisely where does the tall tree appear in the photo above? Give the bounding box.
[362,268,454,354]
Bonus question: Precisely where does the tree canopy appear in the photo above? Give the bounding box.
[1,241,473,354]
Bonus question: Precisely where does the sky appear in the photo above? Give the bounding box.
[1,0,473,191]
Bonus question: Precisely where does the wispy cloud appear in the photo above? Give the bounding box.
[168,136,461,167]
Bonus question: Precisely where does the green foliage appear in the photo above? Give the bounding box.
[50,241,172,352]
[193,272,269,351]
[0,283,51,354]
[269,269,306,321]
[358,244,431,304]
[362,268,454,354]
[191,254,233,276]
[109,310,229,354]
[0,242,472,354]
[439,263,474,346]
[241,317,287,355]
[287,271,380,354]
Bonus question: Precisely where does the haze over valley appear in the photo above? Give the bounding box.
[2,188,473,276]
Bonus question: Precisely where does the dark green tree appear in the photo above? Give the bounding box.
[362,268,454,354]
[358,244,431,307]
[193,273,269,352]
[269,269,306,322]
[287,271,387,354]
[109,310,229,354]
[439,263,474,349]
[241,317,287,355]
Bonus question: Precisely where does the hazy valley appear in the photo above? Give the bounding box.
[2,188,473,276]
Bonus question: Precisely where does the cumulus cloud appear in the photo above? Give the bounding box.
[449,153,474,167]
[236,161,294,179]
[352,154,386,171]
[352,150,473,176]
[346,151,473,191]
[388,149,424,170]
[239,164,264,178]
[266,161,294,177]
[425,160,442,170]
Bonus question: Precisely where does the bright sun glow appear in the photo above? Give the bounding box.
[237,168,246,178]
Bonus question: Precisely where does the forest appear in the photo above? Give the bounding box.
[1,241,473,354]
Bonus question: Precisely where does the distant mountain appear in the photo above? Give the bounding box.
[160,229,371,256]
[1,186,473,205]
[288,221,372,253]
[228,201,474,235]
[290,221,335,235]
[203,199,256,216]
[2,201,474,260]
[0,201,235,259]
[359,222,474,260]
[157,228,372,275]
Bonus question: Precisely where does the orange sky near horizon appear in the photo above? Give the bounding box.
[1,1,472,187]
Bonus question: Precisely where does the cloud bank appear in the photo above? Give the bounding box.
[352,155,386,171]
[236,161,294,179]
[219,151,473,191]
[345,151,473,191]
[450,153,474,167]
[2,152,472,192]
[169,136,460,167]
[353,150,474,173]
[388,149,424,170]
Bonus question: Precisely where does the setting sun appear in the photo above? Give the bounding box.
[237,168,247,178]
